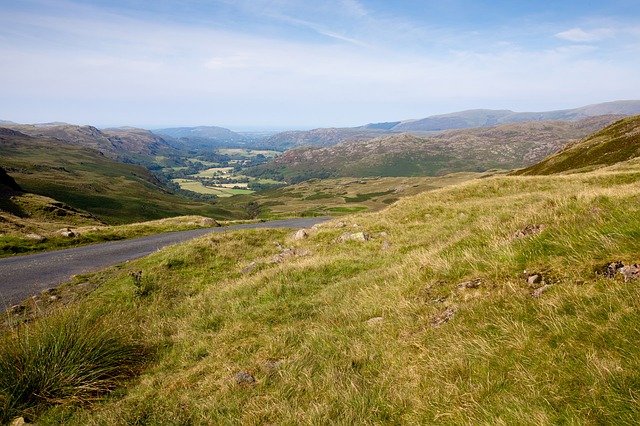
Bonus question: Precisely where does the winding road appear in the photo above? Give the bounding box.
[0,217,330,307]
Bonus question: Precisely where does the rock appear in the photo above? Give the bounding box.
[10,418,30,426]
[56,227,76,237]
[378,232,388,237]
[381,241,391,250]
[366,316,384,326]
[200,218,219,227]
[9,304,25,314]
[620,264,640,282]
[456,279,482,289]
[527,274,543,286]
[49,295,59,302]
[513,224,546,239]
[25,233,45,241]
[335,221,347,228]
[234,371,255,384]
[604,261,624,278]
[430,306,458,327]
[336,231,370,243]
[293,229,309,240]
[351,231,369,242]
[241,262,259,274]
[263,360,283,373]
[531,284,552,297]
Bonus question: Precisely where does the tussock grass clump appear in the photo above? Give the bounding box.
[0,310,148,423]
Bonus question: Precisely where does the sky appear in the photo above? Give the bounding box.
[1,0,639,130]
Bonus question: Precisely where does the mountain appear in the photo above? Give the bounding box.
[1,123,181,167]
[246,115,623,182]
[153,126,247,149]
[512,115,640,175]
[391,100,640,132]
[256,127,392,151]
[0,128,235,223]
[256,100,640,149]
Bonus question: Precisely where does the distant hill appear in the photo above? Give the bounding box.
[512,115,640,176]
[246,116,623,182]
[153,126,247,149]
[2,123,181,167]
[256,127,392,151]
[0,129,235,223]
[391,100,640,132]
[257,100,640,149]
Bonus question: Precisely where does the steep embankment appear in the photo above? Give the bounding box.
[0,129,233,223]
[513,115,640,175]
[5,139,640,423]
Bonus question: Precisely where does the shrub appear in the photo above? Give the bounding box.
[0,309,148,423]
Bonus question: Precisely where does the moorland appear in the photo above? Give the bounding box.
[1,102,640,424]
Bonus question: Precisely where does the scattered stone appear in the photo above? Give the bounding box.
[602,261,639,281]
[10,417,31,426]
[459,212,467,218]
[456,278,482,289]
[604,261,624,278]
[49,295,59,302]
[381,241,391,250]
[234,371,255,385]
[378,232,388,237]
[432,296,448,303]
[531,284,552,297]
[335,221,347,228]
[337,231,370,243]
[513,224,546,239]
[241,262,259,274]
[527,274,543,286]
[263,360,283,373]
[293,229,309,240]
[200,218,219,227]
[430,306,458,327]
[25,233,44,241]
[9,304,25,314]
[366,316,384,326]
[620,264,640,282]
[56,227,76,237]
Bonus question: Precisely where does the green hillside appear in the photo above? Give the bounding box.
[0,129,237,223]
[3,146,640,424]
[513,115,640,175]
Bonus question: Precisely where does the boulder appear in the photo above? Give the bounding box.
[25,233,45,241]
[293,229,309,240]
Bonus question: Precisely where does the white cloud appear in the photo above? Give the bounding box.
[555,27,615,42]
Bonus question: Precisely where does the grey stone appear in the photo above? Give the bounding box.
[531,284,552,297]
[457,279,482,289]
[527,274,543,286]
[234,371,255,384]
[620,264,640,282]
[430,306,458,327]
[293,229,309,240]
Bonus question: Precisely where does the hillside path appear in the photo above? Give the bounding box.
[0,217,330,307]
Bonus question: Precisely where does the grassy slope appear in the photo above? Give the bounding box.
[4,157,638,424]
[0,132,237,223]
[514,115,640,175]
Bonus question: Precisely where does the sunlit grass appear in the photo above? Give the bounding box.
[3,162,640,424]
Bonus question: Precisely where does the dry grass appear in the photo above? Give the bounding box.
[3,162,640,424]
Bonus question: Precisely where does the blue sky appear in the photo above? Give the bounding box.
[1,0,639,129]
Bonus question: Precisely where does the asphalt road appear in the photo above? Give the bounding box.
[0,217,331,307]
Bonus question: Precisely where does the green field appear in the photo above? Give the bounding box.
[172,179,254,197]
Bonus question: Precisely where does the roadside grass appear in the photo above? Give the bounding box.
[3,162,640,424]
[0,216,219,258]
